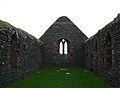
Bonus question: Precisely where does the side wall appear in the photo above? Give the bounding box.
[84,16,120,87]
[0,28,43,88]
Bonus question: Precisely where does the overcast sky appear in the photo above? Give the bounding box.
[0,0,120,38]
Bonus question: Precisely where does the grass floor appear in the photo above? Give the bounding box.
[7,67,112,88]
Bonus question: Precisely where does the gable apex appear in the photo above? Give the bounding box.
[55,16,72,23]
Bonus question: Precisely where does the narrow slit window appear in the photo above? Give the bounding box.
[64,41,68,54]
[59,41,63,54]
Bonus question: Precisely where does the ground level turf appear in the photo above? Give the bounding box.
[7,67,112,88]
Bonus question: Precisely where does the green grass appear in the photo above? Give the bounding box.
[7,67,112,88]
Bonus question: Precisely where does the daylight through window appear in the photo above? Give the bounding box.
[59,39,68,54]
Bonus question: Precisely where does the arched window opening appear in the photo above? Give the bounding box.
[59,39,68,55]
[39,46,42,63]
[94,38,99,72]
[90,53,93,72]
[104,31,112,69]
[85,43,88,67]
[10,32,19,68]
[94,38,98,53]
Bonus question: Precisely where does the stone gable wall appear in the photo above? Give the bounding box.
[40,23,88,67]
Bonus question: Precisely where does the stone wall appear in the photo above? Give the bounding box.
[0,21,43,88]
[40,16,88,67]
[1,14,120,88]
[84,14,120,87]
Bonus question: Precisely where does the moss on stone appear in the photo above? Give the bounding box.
[84,35,94,44]
[0,19,43,44]
[104,14,120,29]
[0,20,14,29]
[54,22,74,25]
[85,14,120,44]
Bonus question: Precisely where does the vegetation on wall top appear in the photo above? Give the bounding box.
[0,20,43,44]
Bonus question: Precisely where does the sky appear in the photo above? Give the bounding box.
[0,0,120,38]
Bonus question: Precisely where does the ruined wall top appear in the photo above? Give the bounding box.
[85,14,120,44]
[0,19,43,44]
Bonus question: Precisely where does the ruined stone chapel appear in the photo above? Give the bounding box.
[0,14,120,88]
